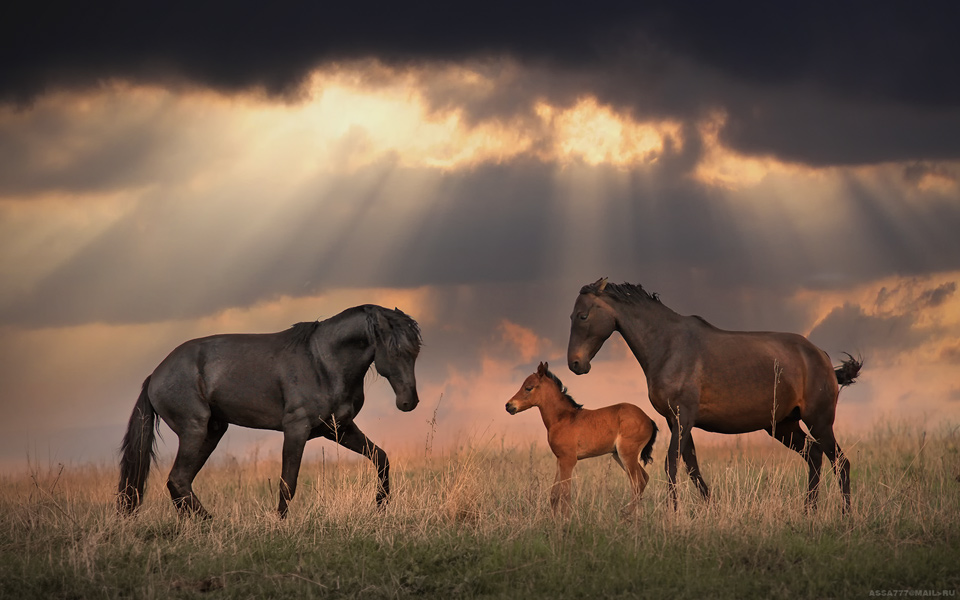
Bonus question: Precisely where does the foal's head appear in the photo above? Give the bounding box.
[505,362,582,415]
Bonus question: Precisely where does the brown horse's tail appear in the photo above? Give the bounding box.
[640,422,658,466]
[835,353,863,389]
[117,376,157,515]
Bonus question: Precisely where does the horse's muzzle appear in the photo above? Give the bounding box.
[505,402,518,415]
[568,357,591,375]
[396,391,419,412]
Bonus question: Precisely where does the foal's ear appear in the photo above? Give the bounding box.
[597,277,608,293]
[537,361,548,377]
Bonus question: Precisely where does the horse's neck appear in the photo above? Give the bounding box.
[614,300,682,374]
[311,311,375,382]
[536,389,577,429]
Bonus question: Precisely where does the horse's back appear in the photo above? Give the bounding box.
[681,323,838,432]
[148,331,309,430]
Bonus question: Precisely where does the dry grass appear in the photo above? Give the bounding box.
[2,422,959,598]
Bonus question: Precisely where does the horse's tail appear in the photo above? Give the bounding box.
[640,422,658,466]
[835,353,863,389]
[117,376,157,515]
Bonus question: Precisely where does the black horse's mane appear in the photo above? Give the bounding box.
[580,280,663,306]
[286,320,321,348]
[545,368,583,411]
[283,306,421,356]
[365,306,423,356]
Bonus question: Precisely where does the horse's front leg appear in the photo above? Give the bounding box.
[681,435,710,501]
[324,421,391,509]
[278,420,310,519]
[550,455,577,516]
[665,414,681,510]
[664,400,701,509]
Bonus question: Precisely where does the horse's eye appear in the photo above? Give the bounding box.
[524,386,533,392]
[579,313,588,321]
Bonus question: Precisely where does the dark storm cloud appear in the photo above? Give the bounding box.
[807,303,919,365]
[916,282,957,308]
[875,281,958,313]
[808,280,960,365]
[4,1,959,165]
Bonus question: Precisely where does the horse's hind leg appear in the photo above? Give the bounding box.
[768,419,823,511]
[167,418,227,519]
[808,423,851,513]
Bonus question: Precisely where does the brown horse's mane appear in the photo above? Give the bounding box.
[580,280,663,306]
[544,368,583,411]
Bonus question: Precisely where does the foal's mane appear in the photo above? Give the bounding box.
[365,305,423,356]
[544,368,583,411]
[580,280,663,306]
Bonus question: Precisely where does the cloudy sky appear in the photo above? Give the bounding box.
[2,2,959,472]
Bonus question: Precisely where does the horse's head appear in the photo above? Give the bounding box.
[567,278,617,375]
[371,308,422,412]
[505,362,550,415]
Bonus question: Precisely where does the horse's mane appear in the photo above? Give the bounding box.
[580,280,663,306]
[692,314,716,328]
[544,368,583,411]
[365,306,423,356]
[285,320,321,348]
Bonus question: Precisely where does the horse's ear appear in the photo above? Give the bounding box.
[597,277,608,293]
[537,361,548,377]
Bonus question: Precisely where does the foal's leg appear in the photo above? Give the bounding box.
[320,421,391,509]
[768,419,824,511]
[613,442,649,514]
[278,420,311,519]
[167,418,227,519]
[551,455,577,516]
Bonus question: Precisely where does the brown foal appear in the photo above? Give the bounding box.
[506,362,658,515]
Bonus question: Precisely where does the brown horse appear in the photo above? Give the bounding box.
[506,362,658,515]
[567,278,862,512]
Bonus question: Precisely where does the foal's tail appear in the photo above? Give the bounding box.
[117,376,157,515]
[835,353,863,389]
[640,422,658,466]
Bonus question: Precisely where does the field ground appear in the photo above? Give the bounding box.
[2,422,959,599]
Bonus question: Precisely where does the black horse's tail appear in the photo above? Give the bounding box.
[640,422,658,466]
[117,376,157,515]
[835,353,863,389]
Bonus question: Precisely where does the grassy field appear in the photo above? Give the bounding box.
[2,422,959,599]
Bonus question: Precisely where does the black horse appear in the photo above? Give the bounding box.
[118,304,421,519]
